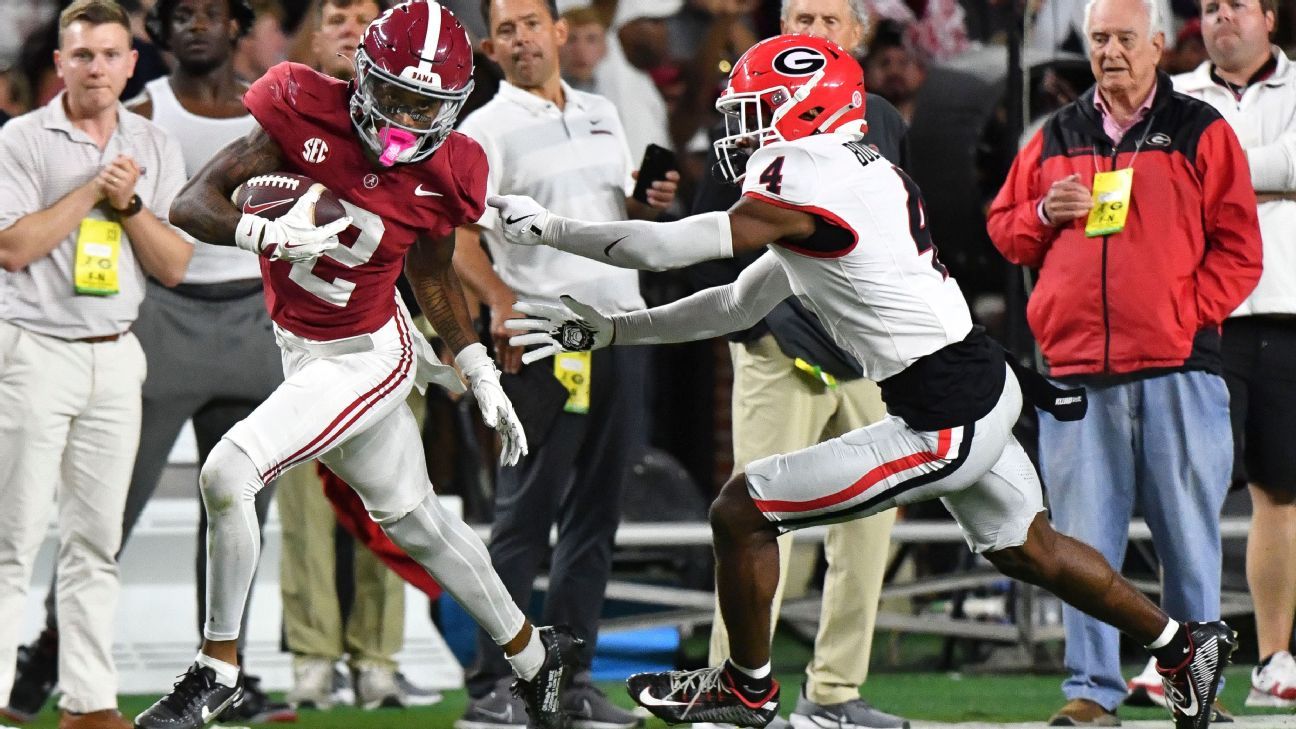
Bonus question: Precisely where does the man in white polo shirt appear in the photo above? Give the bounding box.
[452,1,676,727]
[0,1,192,727]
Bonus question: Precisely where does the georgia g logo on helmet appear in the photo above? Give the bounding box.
[772,47,828,76]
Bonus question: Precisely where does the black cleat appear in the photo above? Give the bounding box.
[1157,621,1237,729]
[2,628,59,723]
[217,673,297,724]
[626,665,779,727]
[511,626,583,729]
[134,664,243,729]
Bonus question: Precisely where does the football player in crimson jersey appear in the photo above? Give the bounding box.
[134,4,579,729]
[494,34,1234,729]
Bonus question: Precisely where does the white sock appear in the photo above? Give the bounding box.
[195,652,240,688]
[727,660,771,680]
[1145,619,1180,650]
[505,629,545,681]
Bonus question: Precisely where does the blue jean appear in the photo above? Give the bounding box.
[1039,370,1231,711]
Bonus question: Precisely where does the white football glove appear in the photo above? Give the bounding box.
[454,343,528,467]
[504,295,615,365]
[486,194,551,247]
[234,184,352,263]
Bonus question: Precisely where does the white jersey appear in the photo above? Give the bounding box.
[144,77,261,285]
[740,133,973,382]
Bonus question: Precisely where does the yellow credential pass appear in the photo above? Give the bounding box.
[554,350,592,414]
[74,218,123,296]
[1085,168,1134,238]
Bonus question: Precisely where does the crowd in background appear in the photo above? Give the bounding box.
[1,0,1295,727]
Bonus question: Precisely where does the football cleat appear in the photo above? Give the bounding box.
[626,665,779,727]
[511,626,583,729]
[1156,621,1236,729]
[134,664,243,729]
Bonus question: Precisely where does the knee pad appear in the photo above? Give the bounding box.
[199,439,262,516]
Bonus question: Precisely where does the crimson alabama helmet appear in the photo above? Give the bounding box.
[350,1,474,166]
[714,34,866,182]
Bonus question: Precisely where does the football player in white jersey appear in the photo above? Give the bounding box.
[491,34,1233,729]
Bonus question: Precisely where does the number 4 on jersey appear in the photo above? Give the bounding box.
[759,156,786,195]
[893,166,948,278]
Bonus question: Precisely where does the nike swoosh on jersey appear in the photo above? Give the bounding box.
[244,198,293,215]
[604,235,628,256]
[414,185,443,197]
[637,688,688,707]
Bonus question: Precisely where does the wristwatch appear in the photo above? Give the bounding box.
[113,194,143,218]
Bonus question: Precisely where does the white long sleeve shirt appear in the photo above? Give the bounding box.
[1175,47,1296,318]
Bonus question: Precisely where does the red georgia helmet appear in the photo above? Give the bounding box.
[714,34,866,182]
[350,1,474,166]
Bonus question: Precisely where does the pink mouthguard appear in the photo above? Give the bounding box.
[377,127,417,166]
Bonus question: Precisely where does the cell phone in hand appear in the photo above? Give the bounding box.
[632,143,677,204]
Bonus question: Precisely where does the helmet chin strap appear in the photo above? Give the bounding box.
[377,126,418,167]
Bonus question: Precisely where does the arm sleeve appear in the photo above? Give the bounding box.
[542,210,734,272]
[611,251,793,344]
[1247,130,1296,192]
[986,129,1057,269]
[1195,118,1263,326]
[0,123,40,230]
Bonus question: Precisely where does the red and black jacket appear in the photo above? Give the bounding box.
[988,71,1261,378]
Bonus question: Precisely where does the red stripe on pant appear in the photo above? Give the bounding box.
[261,316,414,483]
[753,428,954,514]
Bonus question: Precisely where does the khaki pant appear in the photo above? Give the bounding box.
[710,335,896,705]
[0,322,146,712]
[277,462,406,668]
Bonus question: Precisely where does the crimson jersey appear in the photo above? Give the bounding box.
[242,62,487,340]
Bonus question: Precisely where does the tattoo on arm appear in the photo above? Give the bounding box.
[407,231,478,354]
[170,124,283,246]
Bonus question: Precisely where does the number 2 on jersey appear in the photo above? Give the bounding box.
[288,200,384,306]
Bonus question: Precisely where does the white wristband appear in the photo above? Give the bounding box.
[234,213,269,255]
[454,342,495,380]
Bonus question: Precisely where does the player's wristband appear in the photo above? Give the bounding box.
[454,342,497,381]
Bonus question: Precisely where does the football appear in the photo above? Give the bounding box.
[231,172,347,225]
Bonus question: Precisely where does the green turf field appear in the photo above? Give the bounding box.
[20,665,1295,728]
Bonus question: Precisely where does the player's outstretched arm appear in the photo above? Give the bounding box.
[408,231,527,466]
[506,252,794,364]
[170,124,284,247]
[488,193,814,272]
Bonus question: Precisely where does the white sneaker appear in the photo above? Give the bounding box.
[286,655,336,710]
[355,663,406,709]
[1124,656,1168,708]
[1247,650,1296,708]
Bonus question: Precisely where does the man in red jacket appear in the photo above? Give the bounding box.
[987,0,1261,724]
